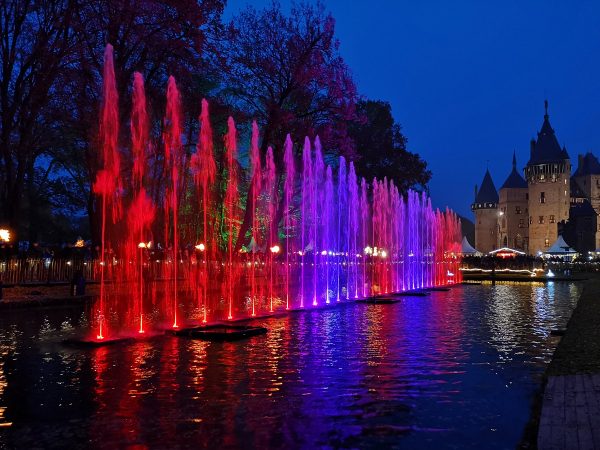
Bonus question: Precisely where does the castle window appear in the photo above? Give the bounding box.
[565,179,567,185]
[538,216,544,224]
[526,193,529,200]
[550,215,555,223]
[544,238,550,248]
[540,174,545,181]
[515,206,521,214]
[540,192,545,204]
[564,190,567,196]
[529,216,533,225]
[551,174,557,182]
[519,218,525,228]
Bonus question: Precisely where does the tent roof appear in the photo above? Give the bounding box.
[545,235,578,254]
[461,236,479,254]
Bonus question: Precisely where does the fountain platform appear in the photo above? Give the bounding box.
[393,291,430,297]
[425,287,452,292]
[358,297,400,304]
[168,324,268,341]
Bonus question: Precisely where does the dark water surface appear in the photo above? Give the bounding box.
[0,283,581,449]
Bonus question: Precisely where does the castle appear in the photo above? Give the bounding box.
[472,101,600,255]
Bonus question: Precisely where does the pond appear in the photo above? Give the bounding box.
[0,282,581,449]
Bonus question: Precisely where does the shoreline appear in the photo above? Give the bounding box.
[521,274,600,449]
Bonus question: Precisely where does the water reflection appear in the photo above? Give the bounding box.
[0,283,581,449]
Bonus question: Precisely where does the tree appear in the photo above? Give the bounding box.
[218,1,358,159]
[218,1,358,249]
[350,100,431,194]
[51,0,225,242]
[0,0,78,238]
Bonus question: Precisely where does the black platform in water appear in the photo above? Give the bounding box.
[172,324,268,341]
[394,291,430,297]
[63,337,135,348]
[358,297,400,304]
[425,287,451,292]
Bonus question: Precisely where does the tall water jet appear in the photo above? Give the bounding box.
[129,71,153,333]
[163,76,183,328]
[264,146,277,312]
[283,135,295,309]
[190,99,216,323]
[336,157,347,301]
[324,166,334,303]
[249,121,262,316]
[92,44,122,340]
[224,117,239,319]
[360,178,369,297]
[312,138,324,306]
[348,162,359,298]
[300,137,312,308]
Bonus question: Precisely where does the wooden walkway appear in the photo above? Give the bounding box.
[538,374,600,449]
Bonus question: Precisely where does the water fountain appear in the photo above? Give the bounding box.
[88,45,462,342]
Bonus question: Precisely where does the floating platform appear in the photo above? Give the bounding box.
[169,324,267,341]
[425,287,451,292]
[393,291,430,297]
[358,297,400,304]
[62,336,135,348]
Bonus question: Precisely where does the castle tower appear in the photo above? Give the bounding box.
[472,169,499,253]
[573,152,600,250]
[524,101,571,254]
[498,151,529,251]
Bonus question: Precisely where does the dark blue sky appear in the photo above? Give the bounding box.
[225,0,600,218]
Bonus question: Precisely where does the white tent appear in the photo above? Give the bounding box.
[543,235,578,258]
[461,236,480,255]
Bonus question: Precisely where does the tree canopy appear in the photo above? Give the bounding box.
[0,0,432,245]
[350,100,431,194]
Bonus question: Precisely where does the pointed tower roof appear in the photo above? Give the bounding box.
[573,152,600,176]
[527,100,569,165]
[475,169,499,203]
[501,151,528,189]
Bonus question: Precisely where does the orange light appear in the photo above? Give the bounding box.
[0,229,10,243]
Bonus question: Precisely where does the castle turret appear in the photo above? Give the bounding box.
[524,101,571,254]
[471,169,499,253]
[573,152,600,250]
[498,151,529,251]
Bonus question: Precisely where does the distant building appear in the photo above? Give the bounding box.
[472,101,600,255]
[471,169,498,253]
[498,151,529,252]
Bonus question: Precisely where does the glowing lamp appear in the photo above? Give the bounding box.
[320,250,327,256]
[138,242,146,249]
[547,270,555,277]
[270,245,281,254]
[75,238,85,248]
[380,250,388,258]
[195,243,206,251]
[0,229,10,243]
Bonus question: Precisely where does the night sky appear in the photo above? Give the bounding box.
[225,1,600,219]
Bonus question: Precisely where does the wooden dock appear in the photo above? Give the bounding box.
[538,374,600,449]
